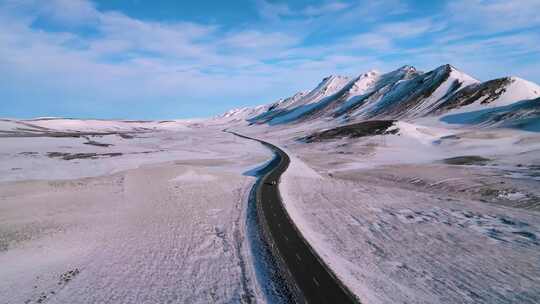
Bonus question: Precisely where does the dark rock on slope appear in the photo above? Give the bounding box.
[301,120,397,142]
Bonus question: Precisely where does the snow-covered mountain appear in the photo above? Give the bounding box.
[217,104,269,121]
[434,76,540,113]
[247,75,352,125]
[223,64,540,132]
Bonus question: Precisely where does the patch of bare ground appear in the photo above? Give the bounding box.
[46,152,122,160]
[442,155,491,166]
[300,120,397,142]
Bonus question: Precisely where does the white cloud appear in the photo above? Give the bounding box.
[346,33,394,51]
[335,18,438,52]
[221,30,300,51]
[446,0,540,33]
[1,0,100,26]
[302,2,350,17]
[42,0,100,25]
[0,0,539,118]
[338,0,409,23]
[254,0,292,21]
[0,0,312,111]
[255,0,353,20]
[376,18,439,38]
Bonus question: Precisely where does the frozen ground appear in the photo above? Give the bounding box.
[0,120,283,304]
[2,115,540,304]
[235,119,540,304]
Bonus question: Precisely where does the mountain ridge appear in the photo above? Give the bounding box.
[218,64,540,132]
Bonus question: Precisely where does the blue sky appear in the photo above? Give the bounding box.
[1,0,539,119]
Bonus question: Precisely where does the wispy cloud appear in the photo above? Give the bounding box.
[0,0,539,119]
[254,0,293,21]
[221,30,300,53]
[376,18,440,38]
[446,0,540,33]
[302,2,350,17]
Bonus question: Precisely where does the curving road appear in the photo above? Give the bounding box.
[228,131,359,304]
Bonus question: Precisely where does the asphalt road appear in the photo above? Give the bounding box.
[228,131,359,304]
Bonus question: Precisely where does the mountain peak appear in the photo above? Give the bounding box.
[434,63,464,74]
[321,74,349,81]
[398,65,416,72]
[313,75,351,96]
[432,64,479,84]
[507,76,540,97]
[359,69,380,79]
[509,76,539,86]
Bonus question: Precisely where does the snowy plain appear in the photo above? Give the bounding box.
[2,103,540,304]
[0,120,283,304]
